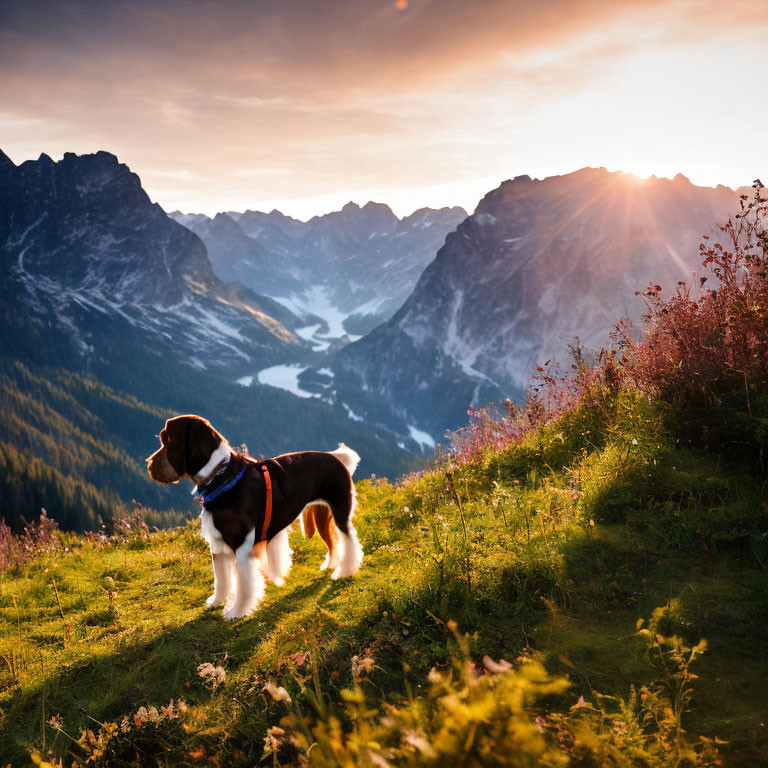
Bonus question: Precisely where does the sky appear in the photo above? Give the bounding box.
[1,0,767,219]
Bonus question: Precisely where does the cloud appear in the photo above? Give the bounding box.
[1,0,766,215]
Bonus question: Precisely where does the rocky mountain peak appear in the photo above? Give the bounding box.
[1,150,216,304]
[0,148,16,169]
[212,211,241,228]
[1,148,303,381]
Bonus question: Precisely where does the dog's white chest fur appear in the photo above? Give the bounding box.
[200,509,230,554]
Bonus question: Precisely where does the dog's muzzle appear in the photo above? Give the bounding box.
[146,448,182,484]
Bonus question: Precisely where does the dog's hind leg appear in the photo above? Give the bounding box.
[314,505,340,572]
[300,506,317,538]
[302,503,338,571]
[265,527,293,586]
[223,529,264,620]
[328,483,363,580]
[332,523,363,579]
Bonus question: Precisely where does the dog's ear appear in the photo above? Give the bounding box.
[184,416,224,476]
[162,416,189,476]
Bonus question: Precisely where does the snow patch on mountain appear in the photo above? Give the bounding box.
[342,403,364,422]
[408,425,435,450]
[274,286,347,336]
[256,364,319,398]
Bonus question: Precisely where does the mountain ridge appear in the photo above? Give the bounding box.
[328,167,745,438]
[170,200,468,342]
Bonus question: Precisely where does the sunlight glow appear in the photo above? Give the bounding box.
[1,1,765,215]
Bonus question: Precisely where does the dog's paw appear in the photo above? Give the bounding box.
[222,605,249,621]
[206,594,227,609]
[319,553,330,571]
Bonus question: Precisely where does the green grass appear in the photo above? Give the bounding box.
[1,390,767,766]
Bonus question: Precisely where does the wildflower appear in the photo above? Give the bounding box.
[161,700,176,720]
[571,695,590,709]
[120,716,131,733]
[264,680,292,702]
[403,731,437,757]
[197,662,226,691]
[147,705,160,723]
[134,706,149,728]
[47,714,63,729]
[632,438,638,445]
[263,725,286,753]
[177,699,188,713]
[351,654,375,679]
[482,655,512,674]
[427,667,442,684]
[291,650,309,666]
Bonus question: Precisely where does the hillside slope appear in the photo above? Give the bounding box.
[1,387,766,766]
[0,355,417,530]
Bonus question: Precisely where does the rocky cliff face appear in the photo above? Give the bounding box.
[0,150,301,375]
[330,168,742,441]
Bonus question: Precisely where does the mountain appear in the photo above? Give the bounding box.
[171,201,468,345]
[0,150,304,375]
[327,169,743,441]
[0,150,417,528]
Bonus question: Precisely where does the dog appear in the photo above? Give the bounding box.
[145,415,363,619]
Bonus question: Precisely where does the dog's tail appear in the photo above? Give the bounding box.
[331,443,361,476]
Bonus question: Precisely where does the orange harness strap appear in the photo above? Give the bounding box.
[260,463,272,541]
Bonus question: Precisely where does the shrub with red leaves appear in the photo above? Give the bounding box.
[111,504,151,544]
[621,180,768,466]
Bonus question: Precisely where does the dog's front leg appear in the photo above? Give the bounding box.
[207,549,235,608]
[223,530,264,620]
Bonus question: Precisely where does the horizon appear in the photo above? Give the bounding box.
[2,0,767,219]
[2,147,759,222]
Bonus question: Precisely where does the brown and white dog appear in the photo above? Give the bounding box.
[145,415,363,619]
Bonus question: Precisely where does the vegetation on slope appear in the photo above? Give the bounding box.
[1,383,766,766]
[0,185,766,767]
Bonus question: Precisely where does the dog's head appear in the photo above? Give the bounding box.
[146,415,226,484]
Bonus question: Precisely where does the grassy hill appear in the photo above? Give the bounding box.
[1,382,766,766]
